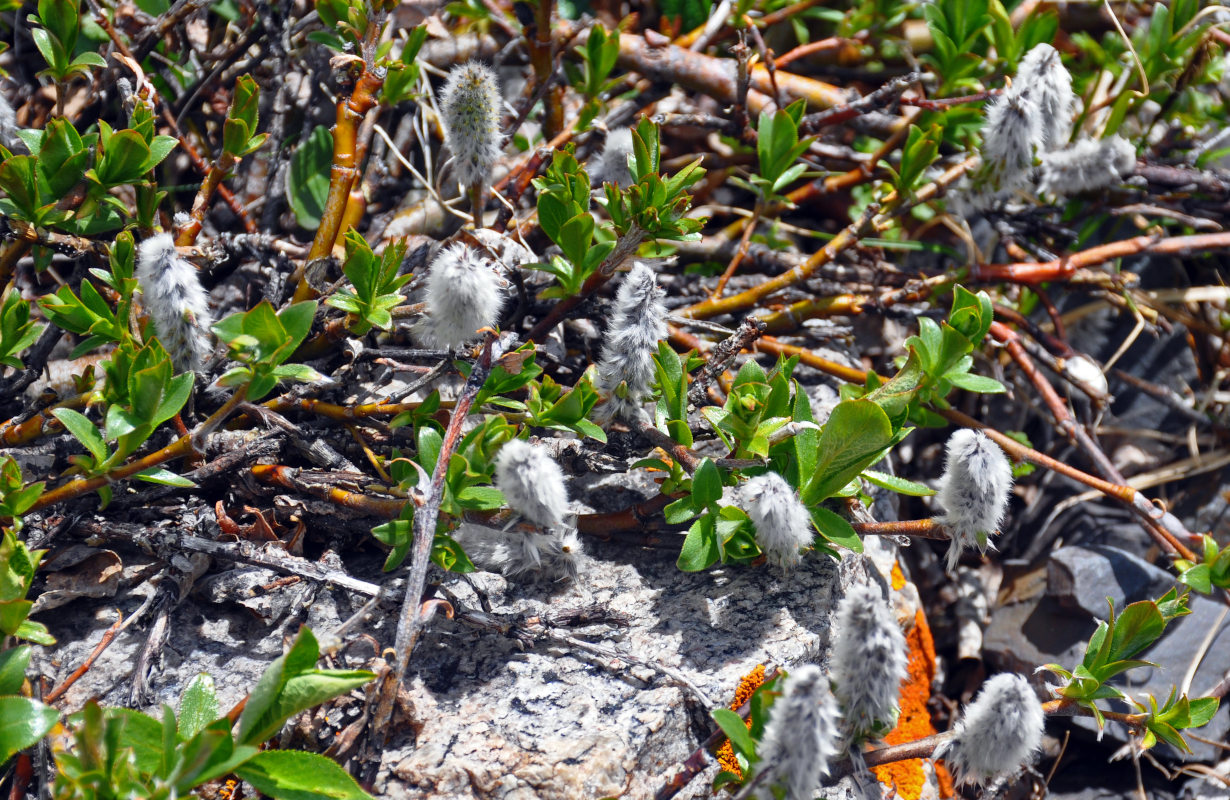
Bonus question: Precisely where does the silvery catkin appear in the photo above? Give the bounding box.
[595,262,667,422]
[754,664,839,800]
[136,233,213,372]
[1038,136,1136,198]
[1015,44,1075,151]
[421,243,504,349]
[741,472,814,568]
[831,583,908,740]
[935,672,1044,787]
[593,127,635,186]
[495,439,569,529]
[491,439,582,580]
[979,86,1043,193]
[440,61,502,190]
[935,428,1013,571]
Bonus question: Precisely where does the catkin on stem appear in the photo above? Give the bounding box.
[420,243,505,350]
[1038,136,1136,198]
[754,664,840,800]
[487,439,582,580]
[440,61,503,192]
[495,439,569,529]
[594,262,667,422]
[741,472,814,569]
[935,428,1013,571]
[1015,44,1075,152]
[830,584,908,741]
[593,127,635,187]
[136,233,214,372]
[980,88,1043,192]
[935,672,1045,787]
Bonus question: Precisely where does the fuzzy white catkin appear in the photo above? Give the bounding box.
[595,262,667,421]
[495,439,569,529]
[421,243,505,349]
[1038,135,1136,198]
[980,87,1043,191]
[742,472,814,569]
[136,233,214,372]
[935,428,1013,571]
[1015,44,1075,151]
[936,673,1044,787]
[831,584,908,739]
[440,61,502,189]
[754,664,840,800]
[456,523,583,581]
[594,127,635,187]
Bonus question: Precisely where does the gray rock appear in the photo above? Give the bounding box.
[1048,545,1176,617]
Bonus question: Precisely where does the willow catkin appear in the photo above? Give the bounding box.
[136,233,213,372]
[754,664,840,800]
[420,243,504,350]
[594,262,667,422]
[741,472,813,569]
[440,61,502,190]
[935,428,1013,571]
[935,672,1045,787]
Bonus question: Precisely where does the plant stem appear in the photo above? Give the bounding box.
[175,151,238,246]
[391,334,503,682]
[294,67,386,301]
[29,388,247,512]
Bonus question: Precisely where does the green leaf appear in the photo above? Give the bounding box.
[691,459,722,509]
[52,408,107,464]
[95,130,151,187]
[108,708,166,775]
[14,620,54,646]
[711,708,755,758]
[861,469,936,497]
[1186,697,1219,728]
[0,645,31,695]
[236,750,373,800]
[1109,600,1164,662]
[177,673,219,741]
[288,125,334,229]
[809,505,862,551]
[802,400,895,504]
[945,372,1006,394]
[31,27,62,75]
[278,301,318,356]
[0,156,41,220]
[1179,563,1212,594]
[677,515,719,571]
[236,627,375,746]
[136,467,196,487]
[0,697,57,764]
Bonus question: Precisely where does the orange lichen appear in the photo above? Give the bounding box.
[873,582,954,799]
[715,664,767,777]
[891,561,907,591]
